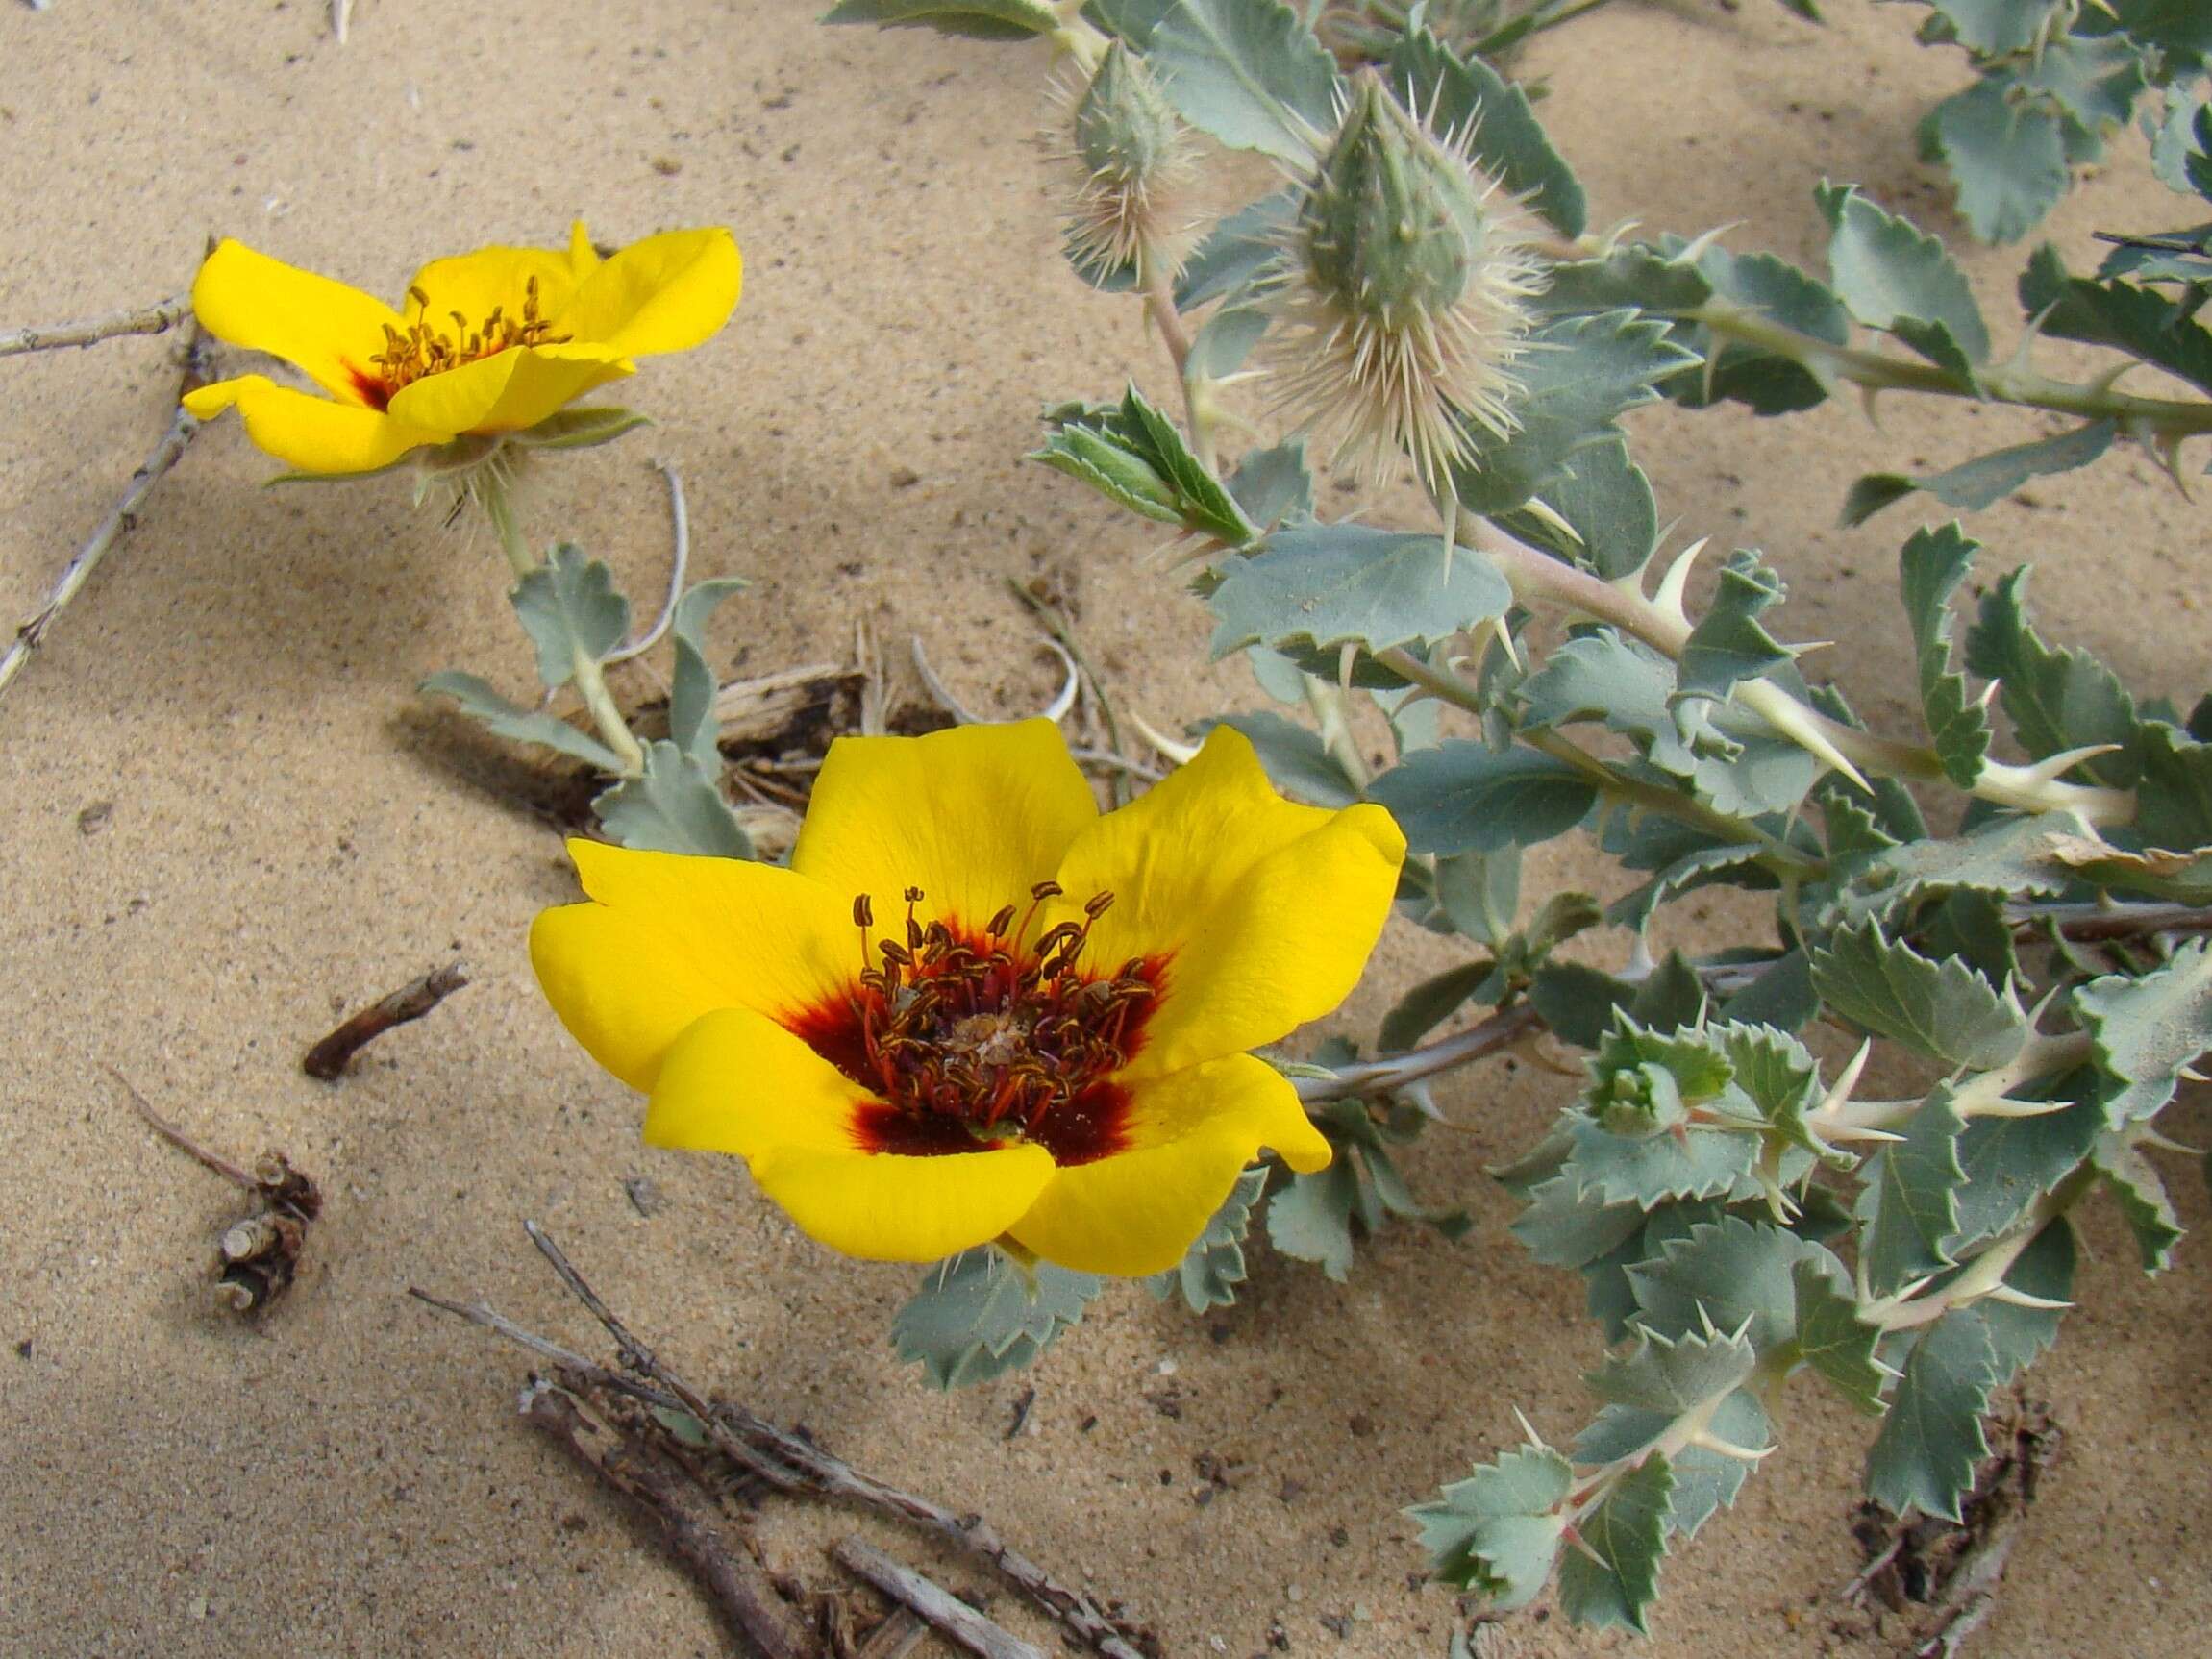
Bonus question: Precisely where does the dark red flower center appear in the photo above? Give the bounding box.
[344,273,572,411]
[786,881,1163,1166]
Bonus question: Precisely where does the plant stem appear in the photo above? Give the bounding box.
[1466,527,2135,827]
[1691,302,2212,440]
[481,475,645,776]
[1140,265,1224,472]
[1371,645,1826,879]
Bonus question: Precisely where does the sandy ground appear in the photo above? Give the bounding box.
[2,2,2206,1656]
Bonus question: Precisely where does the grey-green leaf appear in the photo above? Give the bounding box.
[1859,1086,1967,1300]
[1149,0,1339,161]
[1924,79,2072,246]
[512,543,633,691]
[1554,1454,1672,1633]
[1368,742,1597,855]
[893,1248,1106,1388]
[822,0,1057,40]
[1864,1309,2000,1523]
[1207,524,1511,658]
[1897,522,1992,788]
[592,741,752,858]
[1148,1166,1267,1310]
[668,578,748,770]
[1808,919,2026,1070]
[1816,182,1990,372]
[1844,420,2115,527]
[420,671,627,773]
[1412,1445,1573,1609]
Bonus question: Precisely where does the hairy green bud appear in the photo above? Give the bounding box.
[1266,70,1541,490]
[1054,42,1193,284]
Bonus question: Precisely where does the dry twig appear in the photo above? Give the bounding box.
[0,311,213,703]
[115,1068,321,1314]
[0,292,189,358]
[416,1226,1156,1659]
[303,960,470,1079]
[521,1375,811,1659]
[833,1538,1042,1659]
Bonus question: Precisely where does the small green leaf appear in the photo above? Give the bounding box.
[420,671,625,773]
[593,741,752,858]
[1789,1257,1891,1414]
[893,1248,1106,1388]
[1379,961,1496,1051]
[510,405,652,452]
[668,578,748,770]
[1147,1167,1268,1311]
[1149,0,1339,161]
[1432,849,1520,947]
[1844,420,2115,527]
[2132,721,2212,853]
[1412,1445,1574,1608]
[1865,1309,2001,1523]
[1448,310,1700,517]
[1808,919,2026,1069]
[1385,27,1585,235]
[1367,742,1597,856]
[1033,384,1256,542]
[1897,522,1992,789]
[2020,243,2212,397]
[1174,189,1294,309]
[1264,1159,1364,1280]
[1677,550,1795,703]
[1816,182,1990,373]
[2077,938,2212,1125]
[1859,1087,1967,1299]
[822,0,1057,40]
[1206,524,1511,658]
[1227,437,1312,530]
[1490,436,1658,583]
[1965,566,2142,788]
[1555,1455,1673,1633]
[1923,79,2071,245]
[513,544,632,691]
[2093,1131,2184,1272]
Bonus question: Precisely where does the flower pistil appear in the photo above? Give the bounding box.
[799,881,1162,1164]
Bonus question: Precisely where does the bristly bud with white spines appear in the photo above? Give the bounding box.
[1051,41,1195,286]
[1265,70,1545,493]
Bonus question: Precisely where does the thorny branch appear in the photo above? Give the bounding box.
[416,1225,1156,1659]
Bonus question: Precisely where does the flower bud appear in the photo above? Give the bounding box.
[1054,42,1194,285]
[1266,71,1542,490]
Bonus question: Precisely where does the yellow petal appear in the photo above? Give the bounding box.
[791,719,1099,934]
[403,242,584,335]
[189,239,406,404]
[1051,726,1404,1076]
[184,373,442,475]
[1007,1054,1328,1276]
[385,341,634,437]
[530,839,857,1092]
[554,227,742,358]
[567,220,603,283]
[649,1006,1057,1261]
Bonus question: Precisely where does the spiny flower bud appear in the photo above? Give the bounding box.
[1052,42,1194,285]
[1266,71,1543,491]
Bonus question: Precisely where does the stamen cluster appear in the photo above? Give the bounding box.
[365,274,570,401]
[847,881,1155,1142]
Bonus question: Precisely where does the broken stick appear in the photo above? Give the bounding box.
[303,960,469,1079]
[521,1376,811,1659]
[833,1538,1041,1659]
[0,309,213,704]
[0,292,190,359]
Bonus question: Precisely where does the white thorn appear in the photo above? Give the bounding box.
[1337,639,1358,694]
[1675,222,1742,264]
[1984,1284,2074,1311]
[2015,742,2123,786]
[1128,708,1200,765]
[1653,538,1708,627]
[1686,1429,1775,1465]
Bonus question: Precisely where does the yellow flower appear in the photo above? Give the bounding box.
[183,223,741,475]
[531,720,1405,1276]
